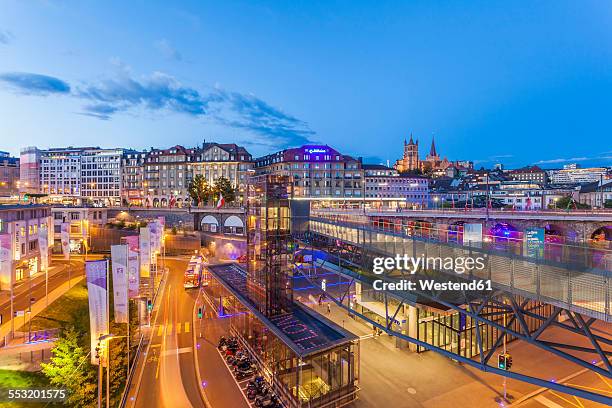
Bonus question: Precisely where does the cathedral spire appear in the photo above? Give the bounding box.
[408,133,414,145]
[429,136,437,157]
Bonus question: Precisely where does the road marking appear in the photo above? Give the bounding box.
[534,396,566,408]
[161,347,192,356]
[184,322,190,333]
[548,391,584,408]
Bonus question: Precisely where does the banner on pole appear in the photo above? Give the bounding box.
[60,222,70,260]
[0,233,12,290]
[139,227,151,278]
[125,235,140,298]
[86,260,108,365]
[38,225,49,272]
[111,245,129,323]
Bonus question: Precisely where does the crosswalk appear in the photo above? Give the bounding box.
[155,321,191,336]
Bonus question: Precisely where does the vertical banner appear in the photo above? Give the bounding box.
[149,221,159,273]
[524,227,545,258]
[125,235,140,298]
[111,245,129,323]
[60,222,70,260]
[463,223,483,247]
[0,233,12,290]
[139,227,151,278]
[157,216,165,249]
[14,222,23,261]
[38,225,49,272]
[86,260,108,365]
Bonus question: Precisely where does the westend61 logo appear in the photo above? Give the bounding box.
[371,254,493,292]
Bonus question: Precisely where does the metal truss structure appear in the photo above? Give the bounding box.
[293,233,612,405]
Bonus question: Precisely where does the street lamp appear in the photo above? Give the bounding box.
[97,333,128,408]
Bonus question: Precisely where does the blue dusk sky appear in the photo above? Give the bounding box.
[0,1,611,168]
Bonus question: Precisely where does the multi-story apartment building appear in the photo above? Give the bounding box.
[143,145,195,207]
[121,150,147,206]
[0,151,19,198]
[143,142,254,207]
[508,165,548,184]
[20,147,123,205]
[190,142,254,204]
[0,204,52,289]
[21,146,124,206]
[363,164,429,207]
[255,144,363,199]
[79,148,123,205]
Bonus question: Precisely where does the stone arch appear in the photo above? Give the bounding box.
[160,198,168,207]
[223,215,244,235]
[201,215,220,232]
[153,198,160,208]
[591,226,612,242]
[543,223,577,243]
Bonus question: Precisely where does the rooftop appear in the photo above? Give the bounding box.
[207,263,357,357]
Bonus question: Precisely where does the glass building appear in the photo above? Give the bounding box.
[202,174,359,407]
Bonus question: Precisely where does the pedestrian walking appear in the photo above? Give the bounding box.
[327,303,331,315]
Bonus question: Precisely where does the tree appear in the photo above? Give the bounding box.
[554,196,590,210]
[41,327,97,407]
[604,199,612,209]
[188,174,211,206]
[213,176,236,204]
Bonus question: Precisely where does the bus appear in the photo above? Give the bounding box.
[184,255,203,289]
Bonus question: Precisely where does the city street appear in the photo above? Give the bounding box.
[0,255,100,338]
[129,257,205,408]
[127,256,251,408]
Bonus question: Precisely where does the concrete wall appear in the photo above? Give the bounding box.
[108,208,194,228]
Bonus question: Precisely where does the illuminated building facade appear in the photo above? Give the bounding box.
[255,145,363,199]
[0,204,52,290]
[143,142,253,208]
[22,146,124,206]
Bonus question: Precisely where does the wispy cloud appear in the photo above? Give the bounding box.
[0,69,315,148]
[211,89,315,148]
[77,71,208,115]
[0,72,71,95]
[154,39,183,61]
[0,29,14,45]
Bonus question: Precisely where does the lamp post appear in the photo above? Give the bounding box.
[97,333,128,408]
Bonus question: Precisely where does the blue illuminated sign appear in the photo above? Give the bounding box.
[304,147,328,154]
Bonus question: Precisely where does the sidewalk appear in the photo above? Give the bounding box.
[193,288,250,408]
[318,299,611,407]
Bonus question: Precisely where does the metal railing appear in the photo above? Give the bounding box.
[310,212,612,267]
[309,217,611,322]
